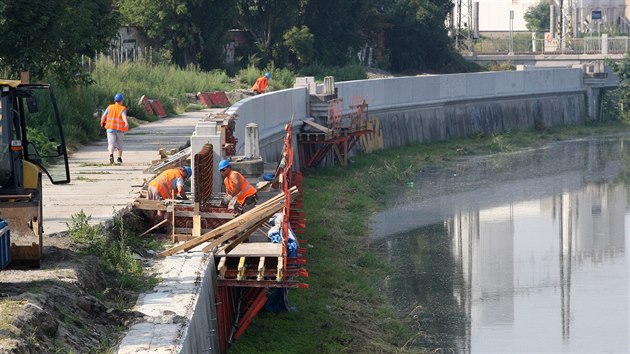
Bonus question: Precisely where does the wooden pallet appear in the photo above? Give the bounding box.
[216,243,283,281]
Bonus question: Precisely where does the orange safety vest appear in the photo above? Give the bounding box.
[103,103,128,132]
[149,169,184,200]
[251,76,268,93]
[224,171,257,205]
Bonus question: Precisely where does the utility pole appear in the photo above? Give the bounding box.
[452,0,474,52]
[553,0,574,49]
[509,10,514,54]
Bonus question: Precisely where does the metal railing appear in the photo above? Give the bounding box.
[470,36,629,55]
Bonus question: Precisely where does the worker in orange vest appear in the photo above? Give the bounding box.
[147,166,192,228]
[251,72,270,94]
[219,159,257,214]
[100,93,129,164]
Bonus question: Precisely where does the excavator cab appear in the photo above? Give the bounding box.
[0,80,70,267]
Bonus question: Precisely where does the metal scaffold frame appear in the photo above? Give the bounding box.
[298,96,372,170]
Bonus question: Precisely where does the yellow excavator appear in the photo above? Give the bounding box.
[0,79,70,267]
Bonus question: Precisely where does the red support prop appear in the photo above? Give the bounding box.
[234,288,267,340]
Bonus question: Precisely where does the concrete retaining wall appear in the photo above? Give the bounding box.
[226,68,588,164]
[226,88,308,164]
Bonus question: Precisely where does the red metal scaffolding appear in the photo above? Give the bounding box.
[298,96,372,170]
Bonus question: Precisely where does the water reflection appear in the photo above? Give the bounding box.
[372,138,630,353]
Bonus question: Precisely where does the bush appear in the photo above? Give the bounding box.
[67,210,157,291]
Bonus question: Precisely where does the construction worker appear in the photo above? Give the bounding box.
[101,93,129,164]
[251,72,270,95]
[147,166,192,227]
[219,159,257,214]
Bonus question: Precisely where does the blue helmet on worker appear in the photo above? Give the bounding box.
[218,159,231,171]
[265,72,271,79]
[182,166,192,179]
[114,93,123,102]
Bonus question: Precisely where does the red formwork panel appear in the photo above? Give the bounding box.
[197,92,213,107]
[149,100,168,118]
[138,95,155,115]
[209,91,231,107]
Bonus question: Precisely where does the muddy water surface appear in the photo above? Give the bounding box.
[370,137,630,353]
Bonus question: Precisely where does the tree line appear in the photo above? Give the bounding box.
[0,0,472,86]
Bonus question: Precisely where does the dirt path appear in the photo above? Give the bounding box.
[0,108,224,353]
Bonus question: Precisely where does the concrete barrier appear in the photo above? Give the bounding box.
[226,68,589,165]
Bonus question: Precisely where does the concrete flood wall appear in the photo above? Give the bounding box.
[227,68,588,165]
[335,69,588,149]
[226,88,308,165]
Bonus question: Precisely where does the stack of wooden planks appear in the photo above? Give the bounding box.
[158,186,299,258]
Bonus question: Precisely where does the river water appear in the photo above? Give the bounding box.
[369,137,630,353]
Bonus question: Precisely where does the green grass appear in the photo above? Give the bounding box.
[231,120,630,353]
[0,300,22,343]
[67,210,158,291]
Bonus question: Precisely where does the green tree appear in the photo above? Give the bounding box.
[283,26,315,67]
[524,0,550,32]
[303,0,374,66]
[0,0,118,85]
[383,0,460,72]
[236,0,306,67]
[611,54,630,120]
[119,0,236,69]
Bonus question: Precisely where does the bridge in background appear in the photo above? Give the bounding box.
[463,35,628,67]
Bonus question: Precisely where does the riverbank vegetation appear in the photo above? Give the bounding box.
[230,120,630,353]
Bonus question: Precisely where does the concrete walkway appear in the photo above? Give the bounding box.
[43,108,224,234]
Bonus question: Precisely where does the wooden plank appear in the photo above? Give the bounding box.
[138,218,168,237]
[218,219,267,253]
[133,198,167,211]
[215,242,282,257]
[301,118,332,134]
[218,257,227,279]
[146,146,191,174]
[257,257,266,281]
[159,187,297,257]
[237,257,246,280]
[276,256,283,281]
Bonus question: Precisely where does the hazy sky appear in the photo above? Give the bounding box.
[475,0,540,31]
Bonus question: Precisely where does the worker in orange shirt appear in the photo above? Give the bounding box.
[251,72,271,94]
[147,166,192,228]
[100,93,129,164]
[218,159,257,214]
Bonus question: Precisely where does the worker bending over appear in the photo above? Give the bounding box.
[219,159,257,214]
[147,166,192,227]
[251,72,270,94]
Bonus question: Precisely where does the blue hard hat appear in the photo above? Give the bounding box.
[218,159,231,171]
[114,93,123,102]
[265,72,271,79]
[183,166,192,178]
